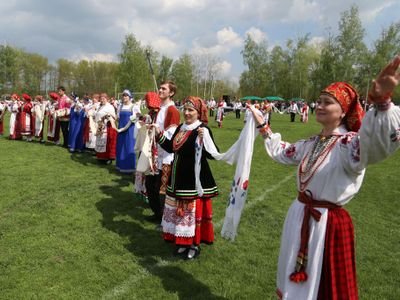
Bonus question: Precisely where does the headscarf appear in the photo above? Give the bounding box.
[11,93,20,100]
[49,92,60,101]
[122,89,133,99]
[184,96,208,124]
[321,82,364,132]
[22,93,32,101]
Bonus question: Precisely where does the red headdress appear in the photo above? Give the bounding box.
[184,96,208,124]
[322,82,365,132]
[49,92,60,101]
[11,93,20,100]
[22,93,32,101]
[144,92,161,110]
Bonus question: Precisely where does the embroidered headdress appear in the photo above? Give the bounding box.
[184,96,208,124]
[321,82,364,132]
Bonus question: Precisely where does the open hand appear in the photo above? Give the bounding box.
[370,55,400,102]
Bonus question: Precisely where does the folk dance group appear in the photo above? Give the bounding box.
[1,56,400,299]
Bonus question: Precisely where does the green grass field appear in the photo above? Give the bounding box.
[0,112,399,299]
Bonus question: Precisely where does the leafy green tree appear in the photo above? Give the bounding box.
[0,45,22,93]
[171,53,194,100]
[117,34,154,94]
[56,58,77,92]
[239,35,271,97]
[157,55,173,83]
[335,5,367,86]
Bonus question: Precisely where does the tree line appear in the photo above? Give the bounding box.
[0,5,399,101]
[240,5,400,101]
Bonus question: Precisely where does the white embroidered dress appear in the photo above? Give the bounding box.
[266,105,400,300]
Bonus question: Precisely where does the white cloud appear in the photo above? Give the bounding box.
[245,27,267,44]
[192,27,243,57]
[72,53,116,62]
[360,1,395,22]
[214,61,232,76]
[217,27,243,48]
[282,0,321,23]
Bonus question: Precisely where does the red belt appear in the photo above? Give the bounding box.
[290,191,341,283]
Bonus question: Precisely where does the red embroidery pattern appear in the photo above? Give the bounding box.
[285,144,296,158]
[173,129,192,151]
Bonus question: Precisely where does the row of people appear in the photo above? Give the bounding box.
[0,88,141,173]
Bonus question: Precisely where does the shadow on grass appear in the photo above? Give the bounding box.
[96,180,226,300]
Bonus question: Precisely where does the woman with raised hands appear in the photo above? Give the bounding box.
[249,55,400,300]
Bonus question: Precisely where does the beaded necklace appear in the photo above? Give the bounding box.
[298,135,339,191]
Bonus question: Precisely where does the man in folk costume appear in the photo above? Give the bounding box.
[301,102,309,123]
[56,86,72,147]
[145,81,180,223]
[32,95,47,143]
[249,55,400,300]
[94,93,117,164]
[207,97,216,117]
[47,92,61,143]
[288,101,300,122]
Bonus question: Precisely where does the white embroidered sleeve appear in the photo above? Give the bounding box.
[264,133,308,165]
[345,104,400,173]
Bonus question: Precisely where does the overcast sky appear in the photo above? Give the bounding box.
[1,0,399,83]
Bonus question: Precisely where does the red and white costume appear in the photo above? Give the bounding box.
[8,94,22,140]
[0,101,5,135]
[266,83,400,300]
[216,101,224,128]
[32,96,47,140]
[301,103,309,123]
[47,93,60,142]
[83,101,99,149]
[95,102,117,160]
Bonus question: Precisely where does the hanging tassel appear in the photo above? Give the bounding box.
[290,252,308,283]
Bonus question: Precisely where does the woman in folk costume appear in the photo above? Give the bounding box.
[8,93,22,140]
[20,93,35,141]
[83,93,100,151]
[47,92,61,143]
[0,100,5,136]
[154,96,219,260]
[134,92,161,199]
[249,55,400,300]
[95,93,117,164]
[215,99,224,128]
[32,95,47,143]
[68,97,86,152]
[301,102,309,123]
[115,89,141,173]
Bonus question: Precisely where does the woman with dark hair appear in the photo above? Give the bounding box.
[154,96,219,260]
[249,55,400,299]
